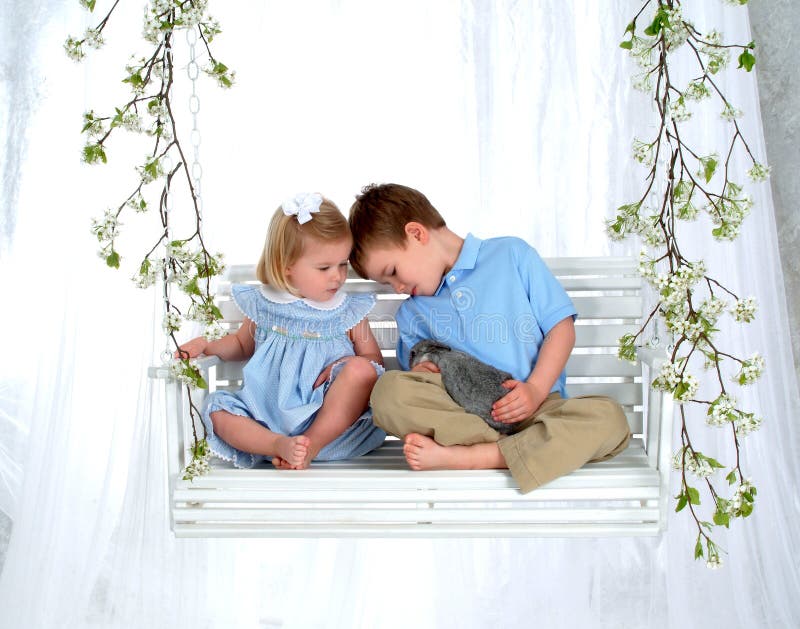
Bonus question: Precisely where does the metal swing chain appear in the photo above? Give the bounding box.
[186,27,203,216]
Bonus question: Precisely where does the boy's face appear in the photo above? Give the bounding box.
[361,229,445,297]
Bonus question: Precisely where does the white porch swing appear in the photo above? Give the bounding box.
[148,25,674,540]
[151,259,674,538]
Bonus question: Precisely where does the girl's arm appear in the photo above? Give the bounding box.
[348,317,384,366]
[175,316,257,361]
[491,316,575,423]
[313,318,383,389]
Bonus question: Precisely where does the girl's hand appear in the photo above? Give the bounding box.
[314,357,351,389]
[410,361,440,374]
[491,379,547,424]
[174,336,209,359]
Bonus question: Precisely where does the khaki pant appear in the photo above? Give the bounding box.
[370,370,631,493]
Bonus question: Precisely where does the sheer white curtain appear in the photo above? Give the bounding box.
[1,2,798,628]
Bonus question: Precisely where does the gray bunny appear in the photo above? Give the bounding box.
[408,339,515,434]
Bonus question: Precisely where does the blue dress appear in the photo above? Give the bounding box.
[201,284,386,468]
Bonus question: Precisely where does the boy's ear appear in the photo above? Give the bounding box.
[404,222,429,244]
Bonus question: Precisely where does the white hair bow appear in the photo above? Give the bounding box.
[281,192,323,224]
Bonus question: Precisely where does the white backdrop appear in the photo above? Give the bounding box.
[1,2,799,628]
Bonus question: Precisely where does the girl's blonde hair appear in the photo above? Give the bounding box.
[257,196,351,294]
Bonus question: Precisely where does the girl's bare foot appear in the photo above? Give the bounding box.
[273,435,310,468]
[403,433,506,471]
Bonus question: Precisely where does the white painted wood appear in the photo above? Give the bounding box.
[152,257,675,538]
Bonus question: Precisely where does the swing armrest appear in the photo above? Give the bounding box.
[147,355,222,379]
[637,347,669,369]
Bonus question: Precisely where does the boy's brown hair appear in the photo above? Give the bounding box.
[348,183,446,277]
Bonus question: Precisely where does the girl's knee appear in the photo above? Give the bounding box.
[341,356,379,385]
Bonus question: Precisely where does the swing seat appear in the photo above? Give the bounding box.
[150,257,674,538]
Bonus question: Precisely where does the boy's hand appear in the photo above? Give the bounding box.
[174,336,208,359]
[491,379,547,424]
[410,361,441,374]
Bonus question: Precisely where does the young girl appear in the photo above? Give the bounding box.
[177,193,386,469]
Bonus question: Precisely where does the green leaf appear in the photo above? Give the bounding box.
[726,470,738,485]
[644,9,668,36]
[184,277,202,297]
[687,486,701,505]
[738,49,756,72]
[106,250,120,268]
[625,21,636,35]
[713,510,730,527]
[620,40,633,50]
[82,143,107,164]
[701,155,718,183]
[675,494,688,512]
[694,537,704,559]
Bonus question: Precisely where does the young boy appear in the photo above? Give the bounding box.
[348,183,631,493]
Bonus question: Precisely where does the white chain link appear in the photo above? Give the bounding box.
[186,27,203,215]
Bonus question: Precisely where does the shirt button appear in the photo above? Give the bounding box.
[455,291,462,298]
[449,275,456,282]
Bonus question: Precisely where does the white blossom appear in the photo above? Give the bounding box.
[669,99,692,123]
[706,393,736,427]
[732,296,757,322]
[735,411,763,436]
[700,30,730,74]
[91,209,121,243]
[64,37,85,61]
[672,446,713,478]
[664,8,690,51]
[632,73,653,93]
[631,37,656,69]
[653,361,698,402]
[720,103,743,121]
[706,553,723,570]
[747,162,771,182]
[163,311,182,333]
[632,138,655,167]
[684,80,711,101]
[84,28,104,49]
[736,353,765,385]
[699,296,727,323]
[204,320,225,341]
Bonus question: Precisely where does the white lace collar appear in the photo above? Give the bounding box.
[259,284,347,310]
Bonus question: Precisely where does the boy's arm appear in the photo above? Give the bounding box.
[491,316,575,424]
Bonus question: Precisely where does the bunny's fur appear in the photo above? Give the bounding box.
[408,339,514,434]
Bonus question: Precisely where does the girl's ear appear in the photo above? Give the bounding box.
[404,222,429,244]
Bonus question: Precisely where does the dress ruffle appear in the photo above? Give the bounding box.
[231,284,375,338]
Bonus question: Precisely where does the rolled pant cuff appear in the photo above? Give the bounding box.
[498,436,542,495]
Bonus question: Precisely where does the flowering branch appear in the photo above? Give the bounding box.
[612,0,767,568]
[69,0,234,480]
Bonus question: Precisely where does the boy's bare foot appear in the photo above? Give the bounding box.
[272,434,310,468]
[403,433,506,471]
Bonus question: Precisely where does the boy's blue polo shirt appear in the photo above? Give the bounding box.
[395,234,577,397]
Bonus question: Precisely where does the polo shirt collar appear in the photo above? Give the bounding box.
[452,233,481,271]
[434,233,482,295]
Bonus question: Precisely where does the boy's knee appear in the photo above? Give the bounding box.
[591,397,631,458]
[370,370,406,416]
